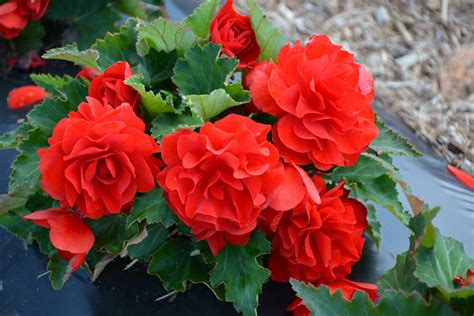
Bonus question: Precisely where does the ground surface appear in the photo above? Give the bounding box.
[237,0,474,174]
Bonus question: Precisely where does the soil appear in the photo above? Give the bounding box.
[236,0,474,174]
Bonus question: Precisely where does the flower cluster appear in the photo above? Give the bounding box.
[0,0,49,39]
[25,61,160,269]
[4,0,404,314]
[245,35,379,170]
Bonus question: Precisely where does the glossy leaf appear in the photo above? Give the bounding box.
[8,128,48,195]
[184,0,220,39]
[414,230,474,298]
[88,214,140,254]
[185,88,248,119]
[27,79,89,135]
[332,155,411,225]
[93,19,141,69]
[42,44,100,70]
[151,113,203,141]
[124,75,175,116]
[291,280,455,316]
[126,187,177,229]
[366,204,382,249]
[379,252,427,294]
[148,237,210,291]
[210,231,271,316]
[128,224,168,260]
[371,119,421,158]
[137,18,196,56]
[246,0,286,61]
[31,74,75,96]
[172,43,238,95]
[0,123,31,150]
[140,48,178,88]
[48,254,73,290]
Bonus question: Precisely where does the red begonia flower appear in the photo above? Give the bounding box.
[447,165,474,189]
[288,278,378,315]
[210,0,260,69]
[38,97,162,219]
[7,85,50,110]
[0,2,28,39]
[88,61,140,112]
[77,66,101,82]
[24,208,94,272]
[258,162,320,236]
[15,0,49,20]
[268,178,367,283]
[157,114,285,255]
[245,35,379,170]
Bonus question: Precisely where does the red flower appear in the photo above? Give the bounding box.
[257,162,320,236]
[88,61,140,112]
[0,2,27,39]
[447,165,474,189]
[24,208,95,272]
[268,178,367,283]
[7,85,50,110]
[210,0,260,69]
[15,0,49,20]
[38,97,161,219]
[157,114,284,255]
[245,35,379,170]
[77,66,101,82]
[287,278,378,315]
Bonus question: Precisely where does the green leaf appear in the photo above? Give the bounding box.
[151,113,203,141]
[408,206,440,250]
[225,82,251,103]
[48,254,73,290]
[46,0,121,49]
[332,155,411,225]
[184,0,220,39]
[8,128,49,195]
[414,230,474,298]
[148,237,210,291]
[112,0,147,19]
[141,48,178,87]
[0,194,27,214]
[371,119,421,158]
[246,0,286,62]
[0,123,31,150]
[93,19,141,69]
[12,21,45,53]
[30,74,75,96]
[172,43,238,95]
[0,210,38,240]
[137,18,196,56]
[124,75,175,116]
[126,187,177,229]
[210,231,271,316]
[32,228,54,256]
[365,204,382,249]
[185,88,249,119]
[291,280,455,316]
[379,252,428,294]
[27,79,89,135]
[42,44,100,70]
[84,250,117,281]
[8,151,40,194]
[128,224,168,260]
[87,214,140,254]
